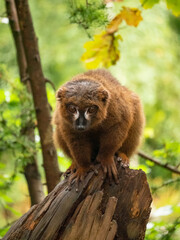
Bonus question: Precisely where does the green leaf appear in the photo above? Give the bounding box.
[146,160,155,166]
[172,205,180,214]
[0,193,13,203]
[131,164,151,173]
[166,0,180,16]
[0,225,11,238]
[165,141,180,153]
[0,162,5,169]
[58,155,71,172]
[144,127,154,138]
[0,89,5,103]
[140,0,160,9]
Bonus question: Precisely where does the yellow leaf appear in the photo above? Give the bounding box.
[121,7,143,27]
[107,6,142,34]
[81,31,121,69]
[107,13,122,33]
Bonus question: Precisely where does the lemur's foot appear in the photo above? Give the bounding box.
[115,152,129,168]
[98,157,119,185]
[68,165,96,192]
[63,163,77,178]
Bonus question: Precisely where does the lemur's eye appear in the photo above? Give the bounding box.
[68,105,77,113]
[88,105,98,114]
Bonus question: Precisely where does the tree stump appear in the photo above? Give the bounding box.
[3,162,152,240]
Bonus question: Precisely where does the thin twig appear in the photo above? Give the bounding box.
[45,78,56,92]
[175,162,180,169]
[151,178,180,193]
[0,220,16,231]
[138,151,180,175]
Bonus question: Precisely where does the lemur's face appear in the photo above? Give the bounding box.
[65,103,98,131]
[56,80,110,131]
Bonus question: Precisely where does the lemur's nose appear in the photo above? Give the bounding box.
[76,125,85,131]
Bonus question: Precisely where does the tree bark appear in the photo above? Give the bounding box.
[5,0,45,205]
[3,162,152,240]
[13,0,61,192]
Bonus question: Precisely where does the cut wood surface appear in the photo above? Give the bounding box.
[3,161,152,240]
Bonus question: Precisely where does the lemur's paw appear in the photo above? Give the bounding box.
[116,152,129,168]
[63,163,77,178]
[68,166,92,192]
[99,157,119,185]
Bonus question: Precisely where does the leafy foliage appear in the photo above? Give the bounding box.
[141,0,180,16]
[140,0,160,9]
[0,225,11,238]
[166,0,180,16]
[81,31,122,68]
[153,141,180,165]
[68,0,108,35]
[146,215,180,240]
[120,7,143,27]
[0,79,36,169]
[0,69,36,232]
[107,7,142,33]
[81,5,142,69]
[81,0,180,68]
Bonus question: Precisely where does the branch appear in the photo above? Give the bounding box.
[45,78,56,92]
[176,162,180,169]
[138,151,180,175]
[5,0,29,83]
[151,178,180,193]
[5,0,45,205]
[14,0,61,192]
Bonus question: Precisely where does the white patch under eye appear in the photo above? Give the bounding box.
[73,110,79,120]
[84,110,90,120]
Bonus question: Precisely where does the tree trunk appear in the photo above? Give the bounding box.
[13,0,61,192]
[5,0,45,205]
[3,162,152,240]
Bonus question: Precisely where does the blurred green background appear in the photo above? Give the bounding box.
[0,0,180,238]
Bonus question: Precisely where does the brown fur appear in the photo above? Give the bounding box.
[52,69,145,182]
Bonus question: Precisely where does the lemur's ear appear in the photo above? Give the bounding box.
[97,88,109,103]
[56,87,66,101]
